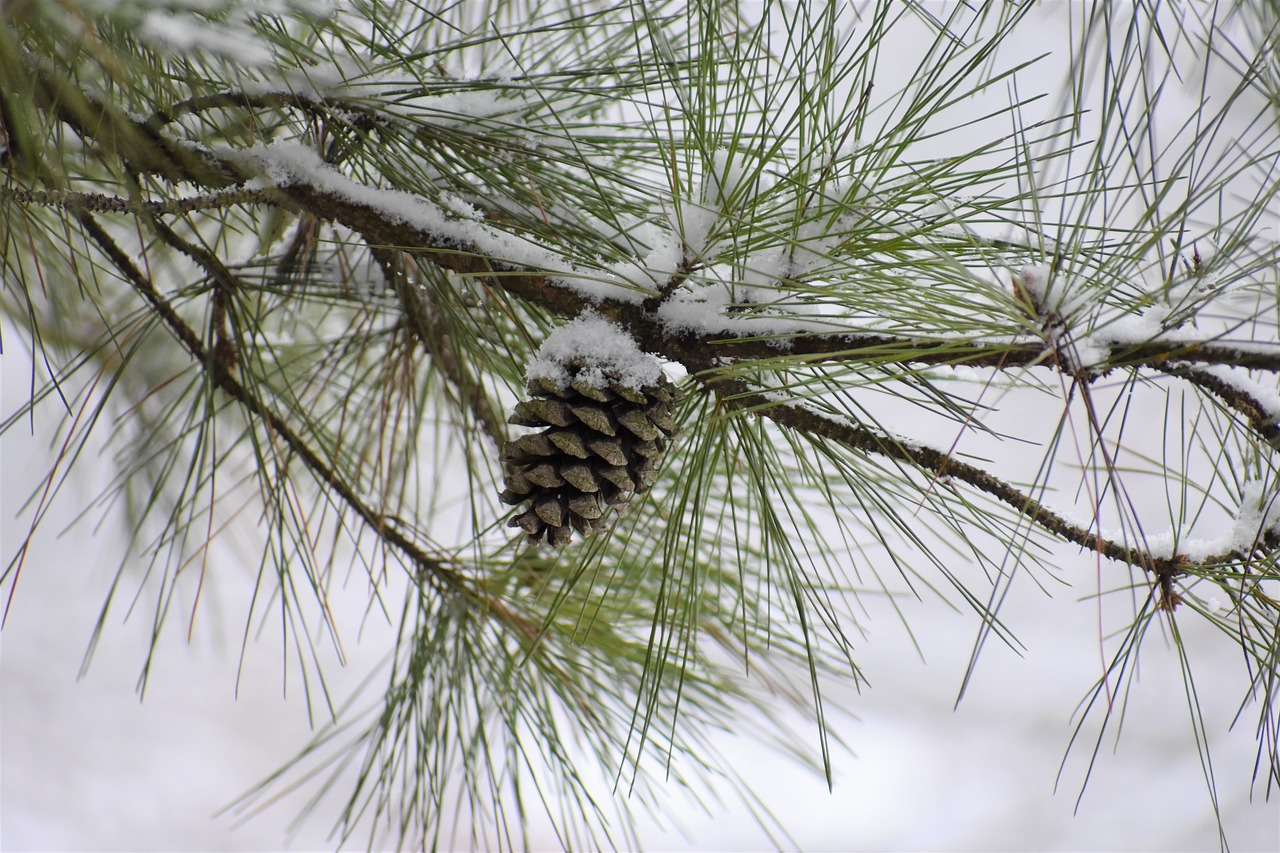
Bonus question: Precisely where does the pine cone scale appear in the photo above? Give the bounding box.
[548,431,591,458]
[523,463,564,488]
[587,436,628,466]
[568,404,616,436]
[560,462,600,492]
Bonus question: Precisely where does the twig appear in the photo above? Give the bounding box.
[73,212,517,617]
[1157,364,1280,447]
[371,248,510,451]
[0,186,281,216]
[147,91,383,132]
[701,373,1188,584]
[147,219,241,375]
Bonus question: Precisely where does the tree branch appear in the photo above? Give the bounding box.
[696,374,1280,598]
[21,76,1280,376]
[147,90,382,132]
[274,183,1280,378]
[370,247,510,451]
[22,83,1280,585]
[73,211,537,632]
[0,185,282,216]
[700,373,1185,580]
[1156,363,1280,448]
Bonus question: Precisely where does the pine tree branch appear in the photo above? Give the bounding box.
[71,211,537,635]
[25,184,1280,588]
[246,179,1280,383]
[146,90,381,132]
[702,374,1184,578]
[0,185,281,216]
[274,181,1280,377]
[21,71,1280,373]
[370,246,510,451]
[4,5,1276,845]
[1156,363,1280,448]
[19,75,1280,587]
[698,373,1280,600]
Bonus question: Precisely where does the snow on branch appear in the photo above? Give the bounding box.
[24,74,1280,569]
[224,142,651,304]
[707,375,1188,587]
[27,77,1280,386]
[1140,480,1280,564]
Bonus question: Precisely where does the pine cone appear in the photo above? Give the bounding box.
[500,364,679,546]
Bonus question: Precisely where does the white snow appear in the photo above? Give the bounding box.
[1098,307,1168,344]
[681,148,755,261]
[616,231,683,292]
[221,142,648,304]
[527,312,663,390]
[654,281,849,340]
[1139,480,1280,562]
[1185,363,1280,431]
[139,11,275,65]
[363,85,536,131]
[85,0,335,67]
[1057,333,1110,372]
[1012,264,1050,308]
[231,65,344,100]
[1014,264,1091,321]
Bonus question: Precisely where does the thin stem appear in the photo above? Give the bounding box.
[372,247,510,451]
[1158,364,1280,448]
[0,186,282,216]
[704,372,1184,582]
[74,211,537,636]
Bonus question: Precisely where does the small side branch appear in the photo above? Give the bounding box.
[0,186,281,216]
[75,212,477,601]
[371,247,509,451]
[705,374,1186,582]
[147,91,381,131]
[148,218,242,375]
[1157,364,1280,447]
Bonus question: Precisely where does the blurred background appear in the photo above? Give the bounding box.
[3,1,1280,849]
[3,336,1277,850]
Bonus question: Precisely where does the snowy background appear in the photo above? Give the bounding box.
[3,337,1277,851]
[3,1,1280,850]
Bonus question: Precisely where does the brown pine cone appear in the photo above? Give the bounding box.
[499,364,679,546]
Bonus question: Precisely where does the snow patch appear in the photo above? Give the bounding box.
[139,11,273,65]
[1012,264,1051,307]
[654,281,848,340]
[1189,364,1280,432]
[680,148,754,261]
[1141,480,1280,561]
[1101,308,1167,345]
[1060,333,1110,371]
[528,313,662,390]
